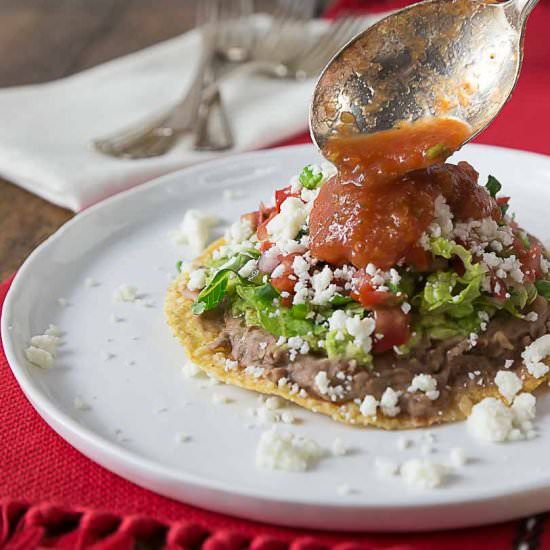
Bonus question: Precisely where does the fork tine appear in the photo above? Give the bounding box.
[295,16,366,78]
[219,0,254,59]
[256,0,298,55]
[289,0,316,22]
[298,16,353,65]
[255,0,314,62]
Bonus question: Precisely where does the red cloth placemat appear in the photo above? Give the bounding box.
[2,1,550,548]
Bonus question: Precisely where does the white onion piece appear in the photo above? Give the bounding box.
[258,251,281,274]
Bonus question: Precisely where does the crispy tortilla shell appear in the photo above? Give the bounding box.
[165,238,550,429]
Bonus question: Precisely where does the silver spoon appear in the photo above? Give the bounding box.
[310,0,538,150]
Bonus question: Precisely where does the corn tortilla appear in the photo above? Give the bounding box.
[165,238,550,430]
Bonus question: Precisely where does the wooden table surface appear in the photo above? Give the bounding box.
[0,0,328,281]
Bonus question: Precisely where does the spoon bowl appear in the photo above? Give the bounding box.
[310,0,538,151]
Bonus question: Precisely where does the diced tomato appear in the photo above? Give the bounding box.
[373,307,411,354]
[497,196,510,207]
[490,274,508,301]
[353,288,395,308]
[275,185,300,212]
[280,295,293,308]
[241,202,276,236]
[257,210,277,241]
[259,240,274,253]
[403,245,432,272]
[514,237,543,283]
[351,270,398,309]
[270,275,295,294]
[270,253,300,297]
[258,202,275,225]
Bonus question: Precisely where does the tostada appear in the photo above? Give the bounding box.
[166,118,550,429]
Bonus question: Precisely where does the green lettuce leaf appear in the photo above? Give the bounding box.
[192,270,234,314]
[419,271,481,317]
[235,285,324,338]
[325,330,372,366]
[417,311,483,340]
[417,238,483,317]
[408,237,487,343]
[192,251,260,314]
[430,237,479,275]
[535,279,550,299]
[485,175,502,198]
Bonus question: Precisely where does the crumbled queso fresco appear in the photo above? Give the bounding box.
[255,427,323,472]
[172,209,219,253]
[467,393,537,442]
[24,324,63,369]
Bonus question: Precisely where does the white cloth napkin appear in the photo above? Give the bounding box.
[0,15,383,211]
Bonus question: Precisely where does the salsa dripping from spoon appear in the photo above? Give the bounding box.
[310,0,539,178]
[306,0,537,271]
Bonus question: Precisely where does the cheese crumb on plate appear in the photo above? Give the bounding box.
[112,284,139,303]
[172,209,219,253]
[400,459,448,489]
[467,394,537,442]
[255,428,323,472]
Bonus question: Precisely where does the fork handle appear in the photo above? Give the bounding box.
[159,42,216,132]
[193,85,234,151]
[192,56,235,151]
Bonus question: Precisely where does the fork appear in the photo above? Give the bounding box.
[93,0,253,159]
[252,0,317,64]
[193,0,255,151]
[199,16,368,94]
[289,15,368,80]
[193,0,316,150]
[192,15,367,148]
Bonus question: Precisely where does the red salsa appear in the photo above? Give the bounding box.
[309,117,501,270]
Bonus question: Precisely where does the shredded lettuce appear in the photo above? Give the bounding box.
[535,279,550,299]
[325,331,372,366]
[429,237,480,275]
[408,236,542,342]
[416,237,483,318]
[505,283,537,317]
[234,285,324,339]
[192,270,234,314]
[419,271,481,317]
[208,249,259,270]
[409,237,489,341]
[417,311,483,340]
[192,251,260,314]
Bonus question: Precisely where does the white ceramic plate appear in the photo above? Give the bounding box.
[3,144,550,532]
